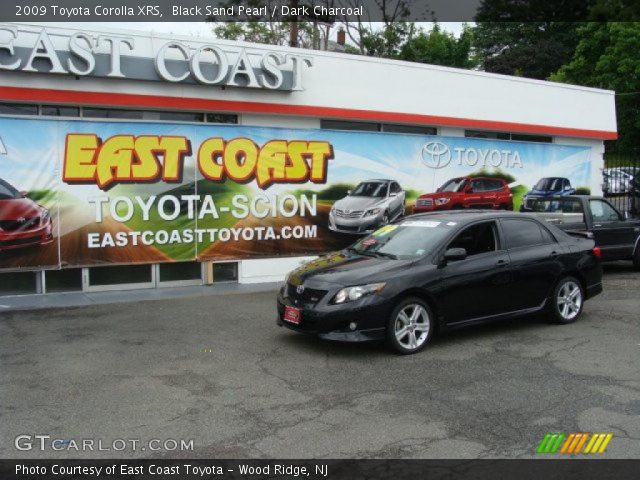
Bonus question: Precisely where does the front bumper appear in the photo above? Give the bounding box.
[328,210,382,235]
[0,220,53,251]
[276,290,392,342]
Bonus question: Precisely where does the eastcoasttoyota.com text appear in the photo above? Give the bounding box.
[0,1,638,480]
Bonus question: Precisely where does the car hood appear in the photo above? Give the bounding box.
[0,198,42,220]
[333,196,386,211]
[419,192,455,199]
[287,251,415,289]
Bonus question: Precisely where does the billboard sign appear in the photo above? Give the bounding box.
[0,117,593,270]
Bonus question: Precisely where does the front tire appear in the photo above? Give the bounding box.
[549,276,584,324]
[386,297,434,354]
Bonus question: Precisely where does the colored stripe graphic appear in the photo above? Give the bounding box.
[537,433,566,453]
[538,433,613,454]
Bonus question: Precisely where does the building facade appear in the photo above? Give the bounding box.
[0,23,617,296]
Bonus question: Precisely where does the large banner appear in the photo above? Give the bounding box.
[0,117,592,270]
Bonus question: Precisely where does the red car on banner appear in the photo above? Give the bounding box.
[413,176,513,213]
[0,178,53,251]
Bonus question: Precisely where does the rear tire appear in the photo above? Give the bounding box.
[386,297,434,355]
[549,276,584,324]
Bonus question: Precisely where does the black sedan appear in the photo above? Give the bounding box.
[277,211,603,354]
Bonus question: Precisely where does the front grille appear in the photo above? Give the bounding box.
[0,217,40,231]
[0,236,41,247]
[335,209,363,218]
[525,197,539,209]
[286,283,328,306]
[336,225,361,232]
[415,198,433,207]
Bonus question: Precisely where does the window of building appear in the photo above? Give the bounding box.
[321,119,436,135]
[159,111,205,122]
[88,264,153,287]
[0,103,38,116]
[213,262,238,282]
[501,219,555,249]
[206,113,238,124]
[381,123,437,135]
[83,108,147,119]
[41,105,80,117]
[158,262,202,282]
[321,119,379,132]
[45,268,82,293]
[0,272,38,295]
[465,130,552,143]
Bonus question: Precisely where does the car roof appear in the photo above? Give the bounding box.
[363,179,393,183]
[401,210,540,225]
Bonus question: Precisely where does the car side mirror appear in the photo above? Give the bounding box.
[20,191,28,197]
[389,192,397,197]
[443,248,467,262]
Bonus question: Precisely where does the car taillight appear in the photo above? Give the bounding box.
[592,247,602,258]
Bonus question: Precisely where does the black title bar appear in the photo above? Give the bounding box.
[2,0,638,22]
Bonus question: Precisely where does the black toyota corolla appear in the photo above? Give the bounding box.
[277,211,603,354]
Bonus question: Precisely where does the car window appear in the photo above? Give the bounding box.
[0,180,21,200]
[486,179,503,191]
[471,179,485,192]
[391,182,401,193]
[447,221,498,256]
[501,219,554,249]
[351,182,387,198]
[589,200,621,222]
[438,178,466,192]
[351,221,456,259]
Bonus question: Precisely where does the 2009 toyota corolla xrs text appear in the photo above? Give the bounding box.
[277,211,603,354]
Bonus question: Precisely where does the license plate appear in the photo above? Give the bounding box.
[283,306,301,325]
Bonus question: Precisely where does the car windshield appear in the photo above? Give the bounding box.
[534,178,562,191]
[349,220,455,259]
[351,182,387,198]
[437,178,466,192]
[0,180,21,200]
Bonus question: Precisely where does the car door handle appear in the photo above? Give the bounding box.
[550,250,560,257]
[496,259,509,267]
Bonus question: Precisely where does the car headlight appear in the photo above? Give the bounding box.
[435,198,450,205]
[364,208,381,217]
[332,282,386,304]
[41,208,50,221]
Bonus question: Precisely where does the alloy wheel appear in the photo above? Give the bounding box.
[394,304,430,350]
[556,280,582,321]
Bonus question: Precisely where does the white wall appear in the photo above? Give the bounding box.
[1,23,617,137]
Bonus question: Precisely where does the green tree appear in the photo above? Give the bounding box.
[398,23,477,68]
[472,21,582,79]
[550,22,640,155]
[472,0,593,79]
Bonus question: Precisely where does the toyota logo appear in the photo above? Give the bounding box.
[421,141,451,169]
[17,217,26,223]
[296,285,305,294]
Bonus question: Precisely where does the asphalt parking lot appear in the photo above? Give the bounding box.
[1,264,639,459]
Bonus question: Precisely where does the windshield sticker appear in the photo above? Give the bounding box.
[402,220,441,228]
[362,238,377,247]
[373,225,398,236]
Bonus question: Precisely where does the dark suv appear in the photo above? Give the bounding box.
[413,176,513,213]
